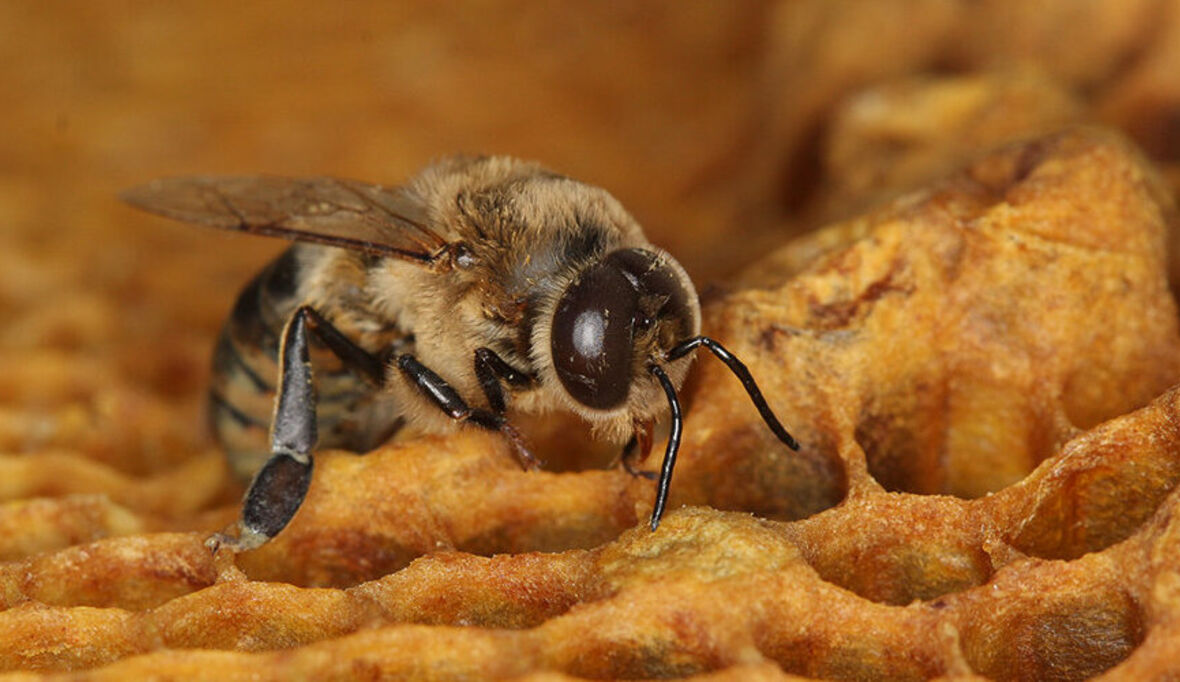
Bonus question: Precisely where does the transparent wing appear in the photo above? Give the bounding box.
[121,175,450,264]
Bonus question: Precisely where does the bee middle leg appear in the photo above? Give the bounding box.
[209,305,387,553]
[397,352,539,469]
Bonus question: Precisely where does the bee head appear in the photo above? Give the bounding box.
[549,248,700,413]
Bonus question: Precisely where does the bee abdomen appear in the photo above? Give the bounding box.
[209,246,405,482]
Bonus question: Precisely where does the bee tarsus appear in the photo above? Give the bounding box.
[236,451,314,551]
[396,353,540,469]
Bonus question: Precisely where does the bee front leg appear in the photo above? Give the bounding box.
[397,353,539,469]
[209,306,387,554]
[473,347,534,415]
[617,421,657,480]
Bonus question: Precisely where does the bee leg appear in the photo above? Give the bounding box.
[471,347,539,470]
[397,353,540,469]
[298,306,387,386]
[619,421,656,480]
[473,347,534,415]
[210,305,386,554]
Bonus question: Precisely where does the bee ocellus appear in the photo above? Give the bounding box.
[123,156,799,552]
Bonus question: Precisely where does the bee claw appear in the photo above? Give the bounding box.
[622,461,658,481]
[489,421,540,470]
[204,532,235,554]
[205,533,251,583]
[510,434,544,471]
[204,525,270,555]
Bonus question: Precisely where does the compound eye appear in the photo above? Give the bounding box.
[551,263,638,410]
[605,248,696,342]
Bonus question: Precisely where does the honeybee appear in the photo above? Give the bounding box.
[123,156,799,552]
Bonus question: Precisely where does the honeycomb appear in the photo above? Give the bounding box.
[6,2,1180,681]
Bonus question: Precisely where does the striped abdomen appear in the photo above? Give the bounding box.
[209,246,404,482]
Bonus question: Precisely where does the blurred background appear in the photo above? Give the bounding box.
[2,0,1180,471]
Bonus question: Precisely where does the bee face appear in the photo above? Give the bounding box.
[549,248,700,413]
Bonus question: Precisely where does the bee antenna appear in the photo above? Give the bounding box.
[667,336,800,451]
[647,363,682,531]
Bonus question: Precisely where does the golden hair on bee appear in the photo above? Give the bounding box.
[122,156,799,552]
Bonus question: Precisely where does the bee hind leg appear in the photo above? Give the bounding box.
[210,305,386,554]
[397,352,540,470]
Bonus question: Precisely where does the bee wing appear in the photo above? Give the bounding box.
[121,175,450,264]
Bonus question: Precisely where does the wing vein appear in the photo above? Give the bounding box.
[331,179,447,250]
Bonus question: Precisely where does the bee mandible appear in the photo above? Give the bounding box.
[123,156,799,552]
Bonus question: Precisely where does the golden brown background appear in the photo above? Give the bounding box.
[5,1,1180,680]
